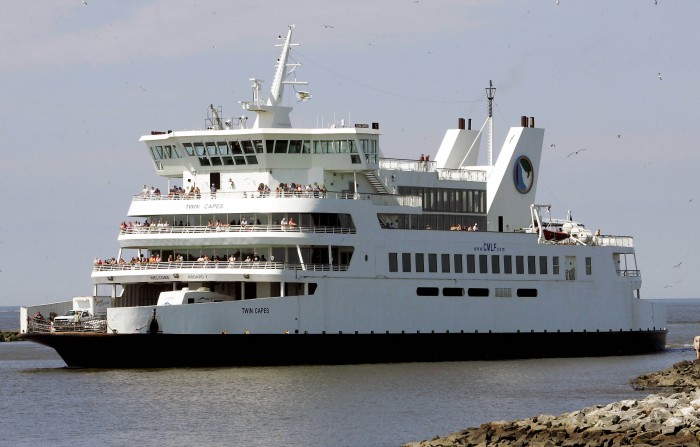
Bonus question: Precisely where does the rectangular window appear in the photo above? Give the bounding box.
[553,256,560,275]
[217,141,230,155]
[454,254,463,273]
[528,256,536,274]
[388,253,398,272]
[479,255,488,274]
[402,253,412,273]
[241,140,255,154]
[517,289,538,298]
[468,288,489,297]
[417,287,439,296]
[274,140,289,153]
[516,256,524,274]
[491,255,500,274]
[467,254,476,273]
[289,140,302,154]
[442,288,464,297]
[415,253,425,273]
[504,255,512,274]
[441,254,450,273]
[428,254,437,272]
[230,141,243,154]
[586,257,592,275]
[539,256,548,274]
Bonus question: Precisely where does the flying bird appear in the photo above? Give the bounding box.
[323,25,334,28]
[82,0,87,4]
[550,143,556,148]
[617,134,621,138]
[673,261,683,268]
[658,72,662,80]
[567,149,587,158]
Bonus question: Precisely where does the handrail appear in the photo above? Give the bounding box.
[120,224,356,235]
[94,261,349,272]
[134,190,383,202]
[26,316,107,334]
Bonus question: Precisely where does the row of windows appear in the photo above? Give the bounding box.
[381,214,486,231]
[398,186,486,214]
[388,253,592,278]
[416,287,538,297]
[149,138,379,167]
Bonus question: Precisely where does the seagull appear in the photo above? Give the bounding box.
[556,0,560,4]
[323,25,334,28]
[567,149,587,158]
[82,0,87,4]
[550,143,556,148]
[673,261,683,268]
[617,134,621,138]
[658,72,662,80]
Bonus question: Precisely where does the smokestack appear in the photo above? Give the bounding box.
[529,116,535,128]
[468,119,472,130]
[521,116,528,127]
[458,118,465,130]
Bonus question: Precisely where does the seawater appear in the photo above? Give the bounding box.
[0,300,697,447]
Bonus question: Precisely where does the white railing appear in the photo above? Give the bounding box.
[134,190,384,202]
[378,158,488,181]
[436,168,487,182]
[379,158,434,172]
[120,224,356,236]
[94,261,348,273]
[25,316,107,334]
[595,235,634,247]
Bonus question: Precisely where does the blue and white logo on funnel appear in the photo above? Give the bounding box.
[513,156,534,194]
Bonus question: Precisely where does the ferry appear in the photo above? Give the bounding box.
[20,27,666,368]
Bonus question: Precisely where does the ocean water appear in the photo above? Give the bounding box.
[0,300,698,447]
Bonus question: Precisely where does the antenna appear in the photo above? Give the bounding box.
[485,80,496,166]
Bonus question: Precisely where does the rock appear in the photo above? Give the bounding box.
[0,331,20,342]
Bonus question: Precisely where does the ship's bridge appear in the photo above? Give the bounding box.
[141,125,382,178]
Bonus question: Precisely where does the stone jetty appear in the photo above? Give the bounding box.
[404,360,700,447]
[0,331,20,342]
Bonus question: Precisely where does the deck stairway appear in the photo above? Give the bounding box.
[364,171,390,194]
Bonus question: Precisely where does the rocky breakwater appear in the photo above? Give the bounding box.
[0,331,20,342]
[404,360,700,447]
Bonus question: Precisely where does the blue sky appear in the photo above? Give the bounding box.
[1,0,698,306]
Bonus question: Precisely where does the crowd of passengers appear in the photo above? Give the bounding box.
[139,182,328,198]
[94,252,273,267]
[119,217,300,231]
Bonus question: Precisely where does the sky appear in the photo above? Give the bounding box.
[1,0,698,306]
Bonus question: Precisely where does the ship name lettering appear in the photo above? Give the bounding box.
[186,204,200,209]
[187,274,207,280]
[242,307,269,314]
[204,203,223,209]
[149,275,170,280]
